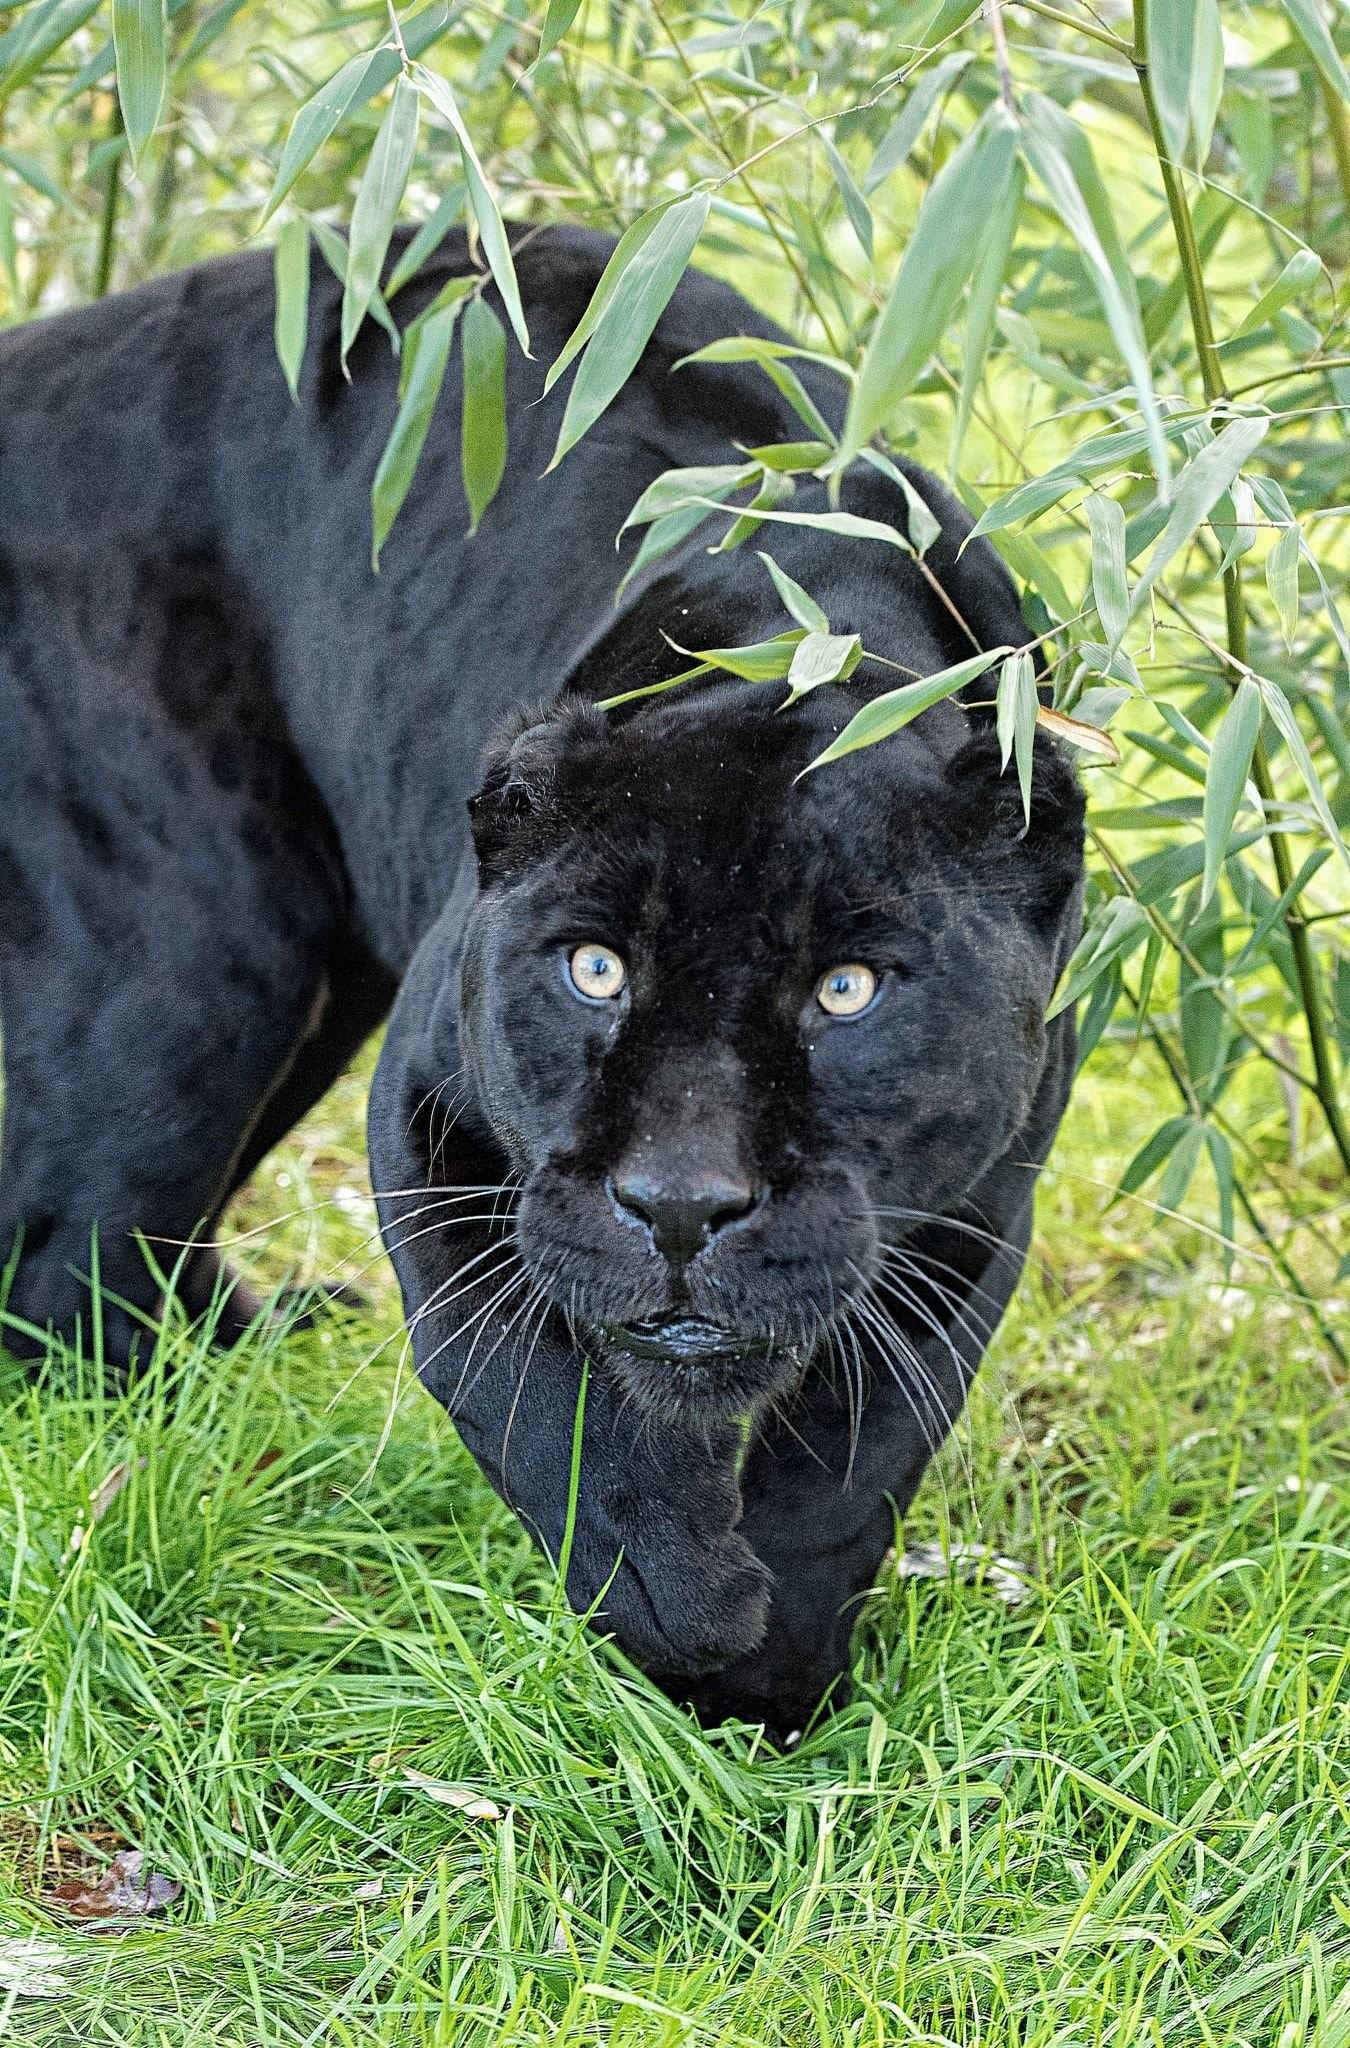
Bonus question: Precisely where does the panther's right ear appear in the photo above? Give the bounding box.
[467,699,607,876]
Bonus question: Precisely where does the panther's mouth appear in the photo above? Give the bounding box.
[593,1314,797,1423]
[605,1314,773,1363]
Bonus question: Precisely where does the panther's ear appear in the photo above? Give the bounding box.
[940,722,1085,932]
[467,698,608,876]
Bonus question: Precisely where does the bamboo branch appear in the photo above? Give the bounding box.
[92,99,124,300]
[1131,0,1350,1182]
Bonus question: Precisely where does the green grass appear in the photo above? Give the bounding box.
[1,1051,1346,2046]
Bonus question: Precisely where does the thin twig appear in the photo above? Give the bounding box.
[985,0,1018,117]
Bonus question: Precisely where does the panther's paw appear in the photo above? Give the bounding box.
[581,1502,772,1680]
[671,1662,853,1745]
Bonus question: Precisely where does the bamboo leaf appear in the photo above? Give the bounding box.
[685,497,914,553]
[673,336,844,443]
[747,440,834,473]
[865,53,974,192]
[617,506,715,594]
[672,336,848,376]
[549,192,710,468]
[413,62,529,354]
[1177,889,1231,1103]
[801,648,1008,775]
[311,217,400,352]
[272,220,310,403]
[1131,416,1269,616]
[460,294,507,534]
[1020,94,1169,490]
[543,203,669,395]
[1215,475,1256,575]
[758,552,829,632]
[264,49,400,224]
[951,156,1023,468]
[860,448,941,554]
[1200,674,1262,906]
[1249,474,1350,671]
[621,463,757,531]
[1230,246,1322,339]
[371,289,469,567]
[1189,0,1224,166]
[1203,1128,1235,1259]
[1146,0,1192,157]
[741,355,837,444]
[1035,706,1121,762]
[1265,523,1300,645]
[843,105,1019,462]
[0,145,82,211]
[782,631,861,704]
[1158,1119,1205,1211]
[1146,0,1224,166]
[1049,898,1152,1019]
[341,74,418,363]
[112,0,167,163]
[533,0,583,66]
[713,472,795,553]
[996,650,1038,827]
[968,415,1198,539]
[596,658,713,709]
[1257,676,1350,873]
[1086,491,1129,647]
[821,129,872,260]
[261,4,447,224]
[1119,1116,1194,1197]
[680,632,804,681]
[386,183,466,296]
[1280,0,1350,100]
[0,0,103,96]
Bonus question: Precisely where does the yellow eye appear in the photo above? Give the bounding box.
[817,964,877,1018]
[568,943,628,1002]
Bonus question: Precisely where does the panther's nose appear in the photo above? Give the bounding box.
[611,1168,756,1269]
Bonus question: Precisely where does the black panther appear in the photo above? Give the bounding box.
[0,226,1083,1733]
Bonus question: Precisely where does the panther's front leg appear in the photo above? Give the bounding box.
[393,1233,771,1679]
[370,1000,770,1685]
[677,1201,1035,1740]
[428,1291,771,1682]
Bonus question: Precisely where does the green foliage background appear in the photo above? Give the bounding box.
[0,0,1346,1326]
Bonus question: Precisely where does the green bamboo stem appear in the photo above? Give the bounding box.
[1015,0,1130,56]
[92,100,124,299]
[1131,0,1350,1182]
[1319,72,1350,235]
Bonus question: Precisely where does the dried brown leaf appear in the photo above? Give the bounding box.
[43,1849,182,1921]
[1036,705,1122,763]
[67,1457,145,1553]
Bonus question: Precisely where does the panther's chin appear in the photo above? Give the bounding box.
[595,1315,806,1422]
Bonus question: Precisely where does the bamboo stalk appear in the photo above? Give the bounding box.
[92,100,124,300]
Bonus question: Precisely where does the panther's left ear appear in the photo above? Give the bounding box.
[940,722,1086,932]
[467,698,609,877]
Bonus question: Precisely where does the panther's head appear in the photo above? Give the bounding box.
[454,678,1083,1423]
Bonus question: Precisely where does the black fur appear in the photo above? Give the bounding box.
[0,228,1084,1733]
